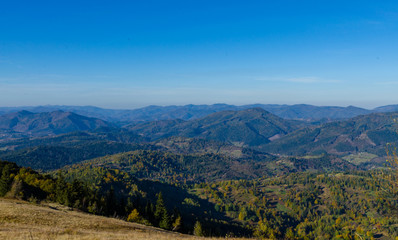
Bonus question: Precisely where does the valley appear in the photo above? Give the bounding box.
[0,104,398,239]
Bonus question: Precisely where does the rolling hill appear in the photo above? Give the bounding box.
[261,112,398,157]
[1,104,397,239]
[0,103,389,122]
[0,142,155,171]
[255,104,371,121]
[0,110,113,139]
[373,104,398,113]
[128,108,302,147]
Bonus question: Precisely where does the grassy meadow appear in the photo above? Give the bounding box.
[0,198,251,240]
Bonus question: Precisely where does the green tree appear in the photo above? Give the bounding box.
[54,172,67,204]
[154,192,170,229]
[193,220,204,237]
[159,209,171,230]
[155,192,166,220]
[0,164,13,196]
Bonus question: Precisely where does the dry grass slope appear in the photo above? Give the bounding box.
[0,198,250,240]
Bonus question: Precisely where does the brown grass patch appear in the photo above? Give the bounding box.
[0,198,251,240]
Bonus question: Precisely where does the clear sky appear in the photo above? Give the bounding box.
[1,1,398,109]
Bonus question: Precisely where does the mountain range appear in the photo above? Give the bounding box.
[1,106,397,158]
[1,104,397,238]
[2,103,398,123]
[128,108,302,146]
[0,110,113,139]
[0,103,397,174]
[261,112,398,157]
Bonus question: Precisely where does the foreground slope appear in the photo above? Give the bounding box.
[0,198,248,240]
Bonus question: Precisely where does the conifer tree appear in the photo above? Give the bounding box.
[0,164,13,196]
[106,187,116,216]
[159,209,171,230]
[145,201,154,223]
[155,192,166,222]
[55,172,67,204]
[154,192,171,229]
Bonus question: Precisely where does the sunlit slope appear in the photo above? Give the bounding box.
[0,198,250,240]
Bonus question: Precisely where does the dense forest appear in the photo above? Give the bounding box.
[1,108,398,239]
[1,157,398,239]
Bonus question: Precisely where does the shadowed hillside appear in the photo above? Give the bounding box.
[128,108,302,147]
[0,111,113,139]
[262,112,398,157]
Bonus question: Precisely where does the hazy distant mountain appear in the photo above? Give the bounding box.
[0,104,240,122]
[373,104,398,113]
[261,112,398,156]
[120,104,241,122]
[253,104,371,120]
[0,110,113,139]
[0,103,396,123]
[0,105,132,122]
[128,108,302,146]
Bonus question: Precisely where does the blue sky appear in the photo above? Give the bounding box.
[1,1,398,109]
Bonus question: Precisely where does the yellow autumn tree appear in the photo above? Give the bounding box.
[127,209,142,223]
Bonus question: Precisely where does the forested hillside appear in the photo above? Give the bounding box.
[1,158,397,239]
[1,107,398,239]
[0,110,113,139]
[262,112,398,157]
[0,103,388,122]
[128,108,303,146]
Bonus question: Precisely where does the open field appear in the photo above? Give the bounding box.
[0,198,251,240]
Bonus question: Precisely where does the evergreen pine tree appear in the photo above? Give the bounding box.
[159,209,171,230]
[0,164,13,196]
[55,173,67,204]
[154,192,172,229]
[145,201,154,223]
[106,187,116,216]
[154,192,166,222]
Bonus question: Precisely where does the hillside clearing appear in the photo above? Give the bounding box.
[0,198,250,240]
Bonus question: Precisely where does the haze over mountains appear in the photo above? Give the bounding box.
[0,103,397,172]
[1,103,398,238]
[128,108,302,146]
[1,104,398,157]
[2,103,398,123]
[0,110,113,139]
[262,112,398,156]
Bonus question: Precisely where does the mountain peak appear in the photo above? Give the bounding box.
[130,108,299,146]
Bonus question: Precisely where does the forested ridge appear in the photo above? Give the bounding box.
[1,108,398,239]
[2,157,398,239]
